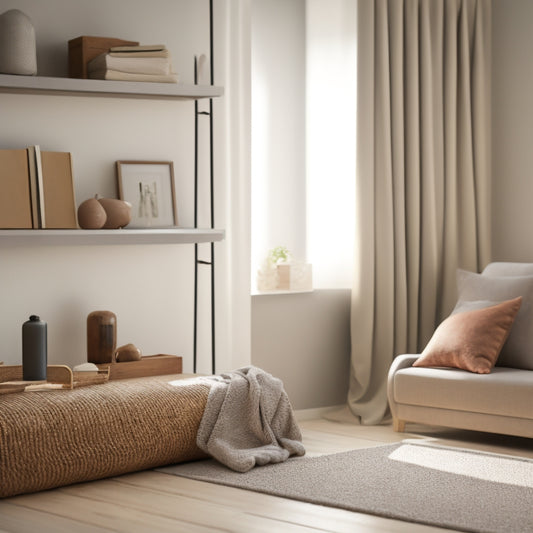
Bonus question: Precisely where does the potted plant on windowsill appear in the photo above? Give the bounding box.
[257,246,312,292]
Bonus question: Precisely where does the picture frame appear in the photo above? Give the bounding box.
[116,161,178,228]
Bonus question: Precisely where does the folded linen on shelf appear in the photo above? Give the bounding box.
[88,54,171,75]
[88,69,178,83]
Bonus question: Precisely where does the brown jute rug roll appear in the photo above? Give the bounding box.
[0,375,210,498]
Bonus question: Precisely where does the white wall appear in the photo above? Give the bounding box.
[252,290,350,410]
[492,0,533,262]
[0,0,251,374]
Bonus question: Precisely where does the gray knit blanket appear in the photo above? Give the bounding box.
[196,366,305,472]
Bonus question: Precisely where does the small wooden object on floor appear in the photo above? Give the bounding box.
[96,354,182,380]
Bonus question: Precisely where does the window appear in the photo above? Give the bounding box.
[251,0,356,291]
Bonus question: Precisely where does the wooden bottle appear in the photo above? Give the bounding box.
[87,311,116,364]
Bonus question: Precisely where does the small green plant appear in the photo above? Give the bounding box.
[268,246,292,265]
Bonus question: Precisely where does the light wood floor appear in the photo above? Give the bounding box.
[1,415,532,533]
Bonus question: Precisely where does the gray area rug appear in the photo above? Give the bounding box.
[157,441,533,533]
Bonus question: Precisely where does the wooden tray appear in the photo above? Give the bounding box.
[95,354,182,380]
[0,363,109,394]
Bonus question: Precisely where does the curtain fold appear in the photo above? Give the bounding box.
[348,0,491,425]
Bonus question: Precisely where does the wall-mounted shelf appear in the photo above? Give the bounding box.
[0,228,225,246]
[0,74,224,100]
[1,2,222,374]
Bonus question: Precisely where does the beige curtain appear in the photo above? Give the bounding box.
[349,0,491,424]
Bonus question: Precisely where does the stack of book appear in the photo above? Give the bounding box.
[0,146,77,229]
[87,44,178,83]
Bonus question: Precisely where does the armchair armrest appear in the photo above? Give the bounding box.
[387,354,419,431]
[389,354,419,375]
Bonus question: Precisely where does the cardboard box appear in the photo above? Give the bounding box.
[68,36,139,78]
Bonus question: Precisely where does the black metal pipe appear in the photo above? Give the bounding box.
[193,55,199,373]
[208,0,216,374]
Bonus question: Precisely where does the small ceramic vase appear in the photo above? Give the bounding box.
[0,10,37,75]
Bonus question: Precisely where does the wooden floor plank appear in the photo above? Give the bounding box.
[59,479,324,533]
[113,470,448,533]
[0,500,113,533]
[6,490,221,533]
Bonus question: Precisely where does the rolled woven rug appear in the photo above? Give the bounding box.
[0,375,211,498]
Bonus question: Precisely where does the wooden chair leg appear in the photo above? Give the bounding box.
[393,418,406,432]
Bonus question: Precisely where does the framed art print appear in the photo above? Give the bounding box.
[117,161,177,228]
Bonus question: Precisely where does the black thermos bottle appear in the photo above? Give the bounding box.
[22,315,47,381]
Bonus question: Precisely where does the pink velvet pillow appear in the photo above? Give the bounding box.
[413,297,522,374]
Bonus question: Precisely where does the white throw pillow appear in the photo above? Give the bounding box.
[453,269,533,370]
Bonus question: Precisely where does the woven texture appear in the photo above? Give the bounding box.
[0,375,210,498]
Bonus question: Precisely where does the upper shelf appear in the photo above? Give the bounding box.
[0,228,225,246]
[0,74,224,100]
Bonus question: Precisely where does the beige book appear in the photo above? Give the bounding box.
[89,69,178,83]
[109,44,166,53]
[39,151,78,229]
[0,149,32,228]
[109,49,170,59]
[26,146,42,228]
[88,53,171,75]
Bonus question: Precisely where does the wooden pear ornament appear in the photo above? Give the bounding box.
[77,196,107,229]
[98,197,132,229]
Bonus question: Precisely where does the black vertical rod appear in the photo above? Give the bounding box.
[209,0,216,374]
[193,1,216,375]
[193,56,199,373]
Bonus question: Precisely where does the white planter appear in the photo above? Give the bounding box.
[0,10,37,76]
[276,262,313,291]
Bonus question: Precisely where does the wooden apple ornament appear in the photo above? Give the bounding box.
[77,196,107,229]
[115,343,142,362]
[98,198,132,229]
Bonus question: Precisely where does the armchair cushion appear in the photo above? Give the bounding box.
[392,366,533,420]
[413,297,522,374]
[453,270,533,370]
[482,262,533,277]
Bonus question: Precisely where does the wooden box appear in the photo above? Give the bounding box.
[96,354,182,380]
[68,36,139,78]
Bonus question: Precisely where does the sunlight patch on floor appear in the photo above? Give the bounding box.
[388,444,533,488]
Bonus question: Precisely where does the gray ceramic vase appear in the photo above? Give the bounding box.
[0,9,37,75]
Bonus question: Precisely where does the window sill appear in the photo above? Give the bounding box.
[251,289,314,296]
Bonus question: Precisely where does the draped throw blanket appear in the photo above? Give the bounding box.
[348,0,492,424]
[197,366,305,472]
